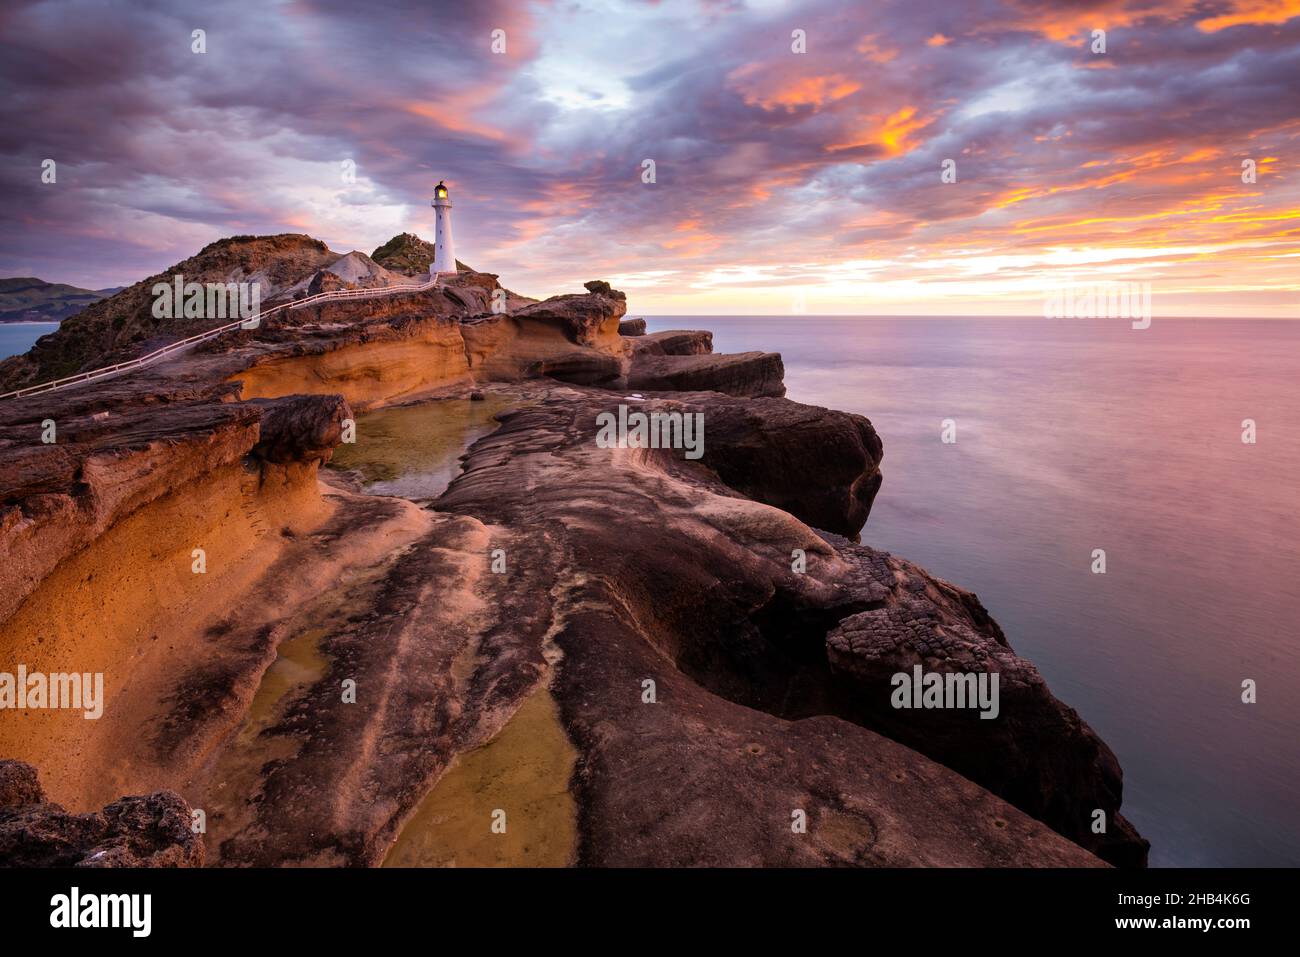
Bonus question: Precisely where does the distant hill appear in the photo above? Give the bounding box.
[371,232,470,276]
[0,277,118,323]
[0,234,339,388]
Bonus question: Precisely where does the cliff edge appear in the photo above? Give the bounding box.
[0,234,1147,868]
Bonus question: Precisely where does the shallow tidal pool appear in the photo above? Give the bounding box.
[328,395,512,500]
[382,689,578,868]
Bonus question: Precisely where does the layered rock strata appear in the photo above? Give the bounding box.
[0,260,1146,868]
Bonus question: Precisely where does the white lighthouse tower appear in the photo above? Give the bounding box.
[430,180,456,279]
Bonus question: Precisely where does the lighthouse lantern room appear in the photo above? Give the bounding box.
[430,180,456,278]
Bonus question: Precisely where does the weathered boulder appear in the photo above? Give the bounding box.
[618,317,646,336]
[0,760,203,867]
[511,292,627,347]
[249,394,352,464]
[583,280,626,301]
[446,269,506,296]
[629,329,713,356]
[824,556,1149,867]
[628,350,786,398]
[700,395,883,537]
[306,269,353,296]
[460,290,628,386]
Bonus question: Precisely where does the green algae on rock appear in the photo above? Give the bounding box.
[382,688,578,868]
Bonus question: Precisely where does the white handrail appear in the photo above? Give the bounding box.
[0,275,443,402]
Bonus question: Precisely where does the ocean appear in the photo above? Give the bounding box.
[0,322,58,362]
[645,316,1300,868]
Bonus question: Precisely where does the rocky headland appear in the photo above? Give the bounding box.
[0,278,119,325]
[0,234,1147,868]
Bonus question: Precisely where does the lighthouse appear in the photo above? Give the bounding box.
[430,180,456,279]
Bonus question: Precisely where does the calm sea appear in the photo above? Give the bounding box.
[0,322,58,361]
[645,316,1300,868]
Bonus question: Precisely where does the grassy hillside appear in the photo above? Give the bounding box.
[0,234,337,390]
[0,278,114,323]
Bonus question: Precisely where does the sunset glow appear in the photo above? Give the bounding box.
[0,0,1297,315]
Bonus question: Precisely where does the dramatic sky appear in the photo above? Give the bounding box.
[1,0,1297,315]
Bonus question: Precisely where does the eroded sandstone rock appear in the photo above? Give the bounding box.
[0,387,347,624]
[0,246,1147,869]
[437,386,1144,865]
[824,557,1149,866]
[0,761,42,808]
[583,280,626,301]
[699,394,883,536]
[459,291,627,387]
[628,350,786,398]
[629,329,713,356]
[0,395,264,623]
[512,290,627,347]
[249,394,352,464]
[0,760,202,867]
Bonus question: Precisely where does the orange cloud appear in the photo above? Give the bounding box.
[829,106,931,155]
[661,221,721,256]
[729,64,862,111]
[857,34,900,62]
[996,0,1299,41]
[730,169,811,206]
[993,0,1179,42]
[926,33,951,46]
[1198,0,1300,31]
[404,87,511,143]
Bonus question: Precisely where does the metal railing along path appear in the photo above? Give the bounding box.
[0,275,443,402]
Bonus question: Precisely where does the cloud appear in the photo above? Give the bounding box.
[0,0,1296,315]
